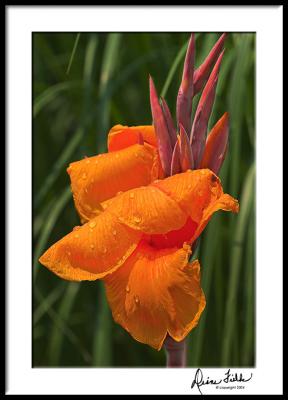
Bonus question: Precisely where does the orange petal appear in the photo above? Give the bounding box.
[104,242,204,350]
[107,185,187,234]
[167,260,206,341]
[154,169,238,228]
[39,211,142,281]
[191,193,239,243]
[67,143,160,223]
[107,125,157,152]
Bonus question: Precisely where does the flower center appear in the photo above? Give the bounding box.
[144,217,198,249]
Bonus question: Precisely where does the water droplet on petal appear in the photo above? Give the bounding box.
[134,295,139,304]
[125,286,130,293]
[75,234,79,239]
[134,216,141,224]
[89,221,96,229]
[116,191,123,196]
[67,251,71,256]
[82,173,87,180]
[103,247,107,254]
[129,192,135,199]
[90,244,95,250]
[86,159,90,164]
[112,230,117,236]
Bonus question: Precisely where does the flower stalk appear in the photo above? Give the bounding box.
[164,335,187,367]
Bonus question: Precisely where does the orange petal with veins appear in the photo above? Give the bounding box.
[39,211,142,281]
[104,241,205,350]
[107,125,157,152]
[67,143,160,223]
[107,185,187,234]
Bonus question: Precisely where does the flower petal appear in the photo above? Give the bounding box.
[193,33,227,94]
[167,260,206,341]
[149,76,173,176]
[104,242,204,350]
[190,51,224,168]
[200,112,229,174]
[107,125,157,152]
[153,169,239,240]
[67,143,160,223]
[39,211,142,281]
[108,185,187,234]
[176,33,195,135]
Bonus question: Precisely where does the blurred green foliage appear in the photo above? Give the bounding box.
[33,32,255,367]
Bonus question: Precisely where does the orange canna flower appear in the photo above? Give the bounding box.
[38,32,239,354]
[39,169,238,349]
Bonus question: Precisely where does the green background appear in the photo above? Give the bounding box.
[33,32,255,367]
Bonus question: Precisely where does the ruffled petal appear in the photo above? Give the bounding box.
[104,242,205,350]
[191,193,239,243]
[154,169,238,232]
[167,260,206,341]
[107,125,157,152]
[67,143,159,223]
[39,211,142,281]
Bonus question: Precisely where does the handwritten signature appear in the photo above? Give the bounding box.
[191,368,253,395]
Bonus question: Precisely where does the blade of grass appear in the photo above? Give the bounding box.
[221,163,255,365]
[35,35,98,208]
[48,282,82,365]
[33,283,66,325]
[33,81,80,118]
[92,283,112,366]
[96,33,122,153]
[33,186,71,282]
[242,205,255,366]
[66,33,81,75]
[34,287,92,365]
[228,34,253,198]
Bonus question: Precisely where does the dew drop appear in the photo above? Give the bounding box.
[103,247,107,254]
[129,192,135,199]
[90,244,95,250]
[116,191,123,196]
[125,286,130,293]
[112,230,117,236]
[75,234,79,239]
[89,221,96,229]
[82,173,87,180]
[67,251,71,256]
[86,159,91,164]
[134,295,140,304]
[134,216,141,224]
